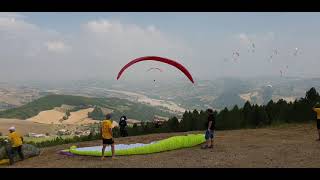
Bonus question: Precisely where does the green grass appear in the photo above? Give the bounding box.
[24,135,74,143]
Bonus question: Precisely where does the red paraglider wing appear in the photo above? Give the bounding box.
[117,56,194,83]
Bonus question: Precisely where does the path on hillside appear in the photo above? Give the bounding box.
[4,123,320,168]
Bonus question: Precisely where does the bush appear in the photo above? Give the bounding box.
[26,134,102,148]
[88,107,105,120]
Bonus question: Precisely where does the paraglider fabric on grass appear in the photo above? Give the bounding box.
[67,134,205,157]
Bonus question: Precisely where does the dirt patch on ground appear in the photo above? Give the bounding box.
[62,108,99,125]
[26,109,65,124]
[3,123,320,168]
[26,108,98,125]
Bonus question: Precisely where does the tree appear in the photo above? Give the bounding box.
[88,107,105,120]
[197,110,208,130]
[191,109,200,131]
[265,100,275,121]
[216,107,229,130]
[242,101,253,128]
[180,111,193,131]
[167,117,180,131]
[66,111,71,117]
[306,87,320,105]
[257,106,270,126]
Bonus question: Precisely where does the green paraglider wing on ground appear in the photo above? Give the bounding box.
[68,134,205,157]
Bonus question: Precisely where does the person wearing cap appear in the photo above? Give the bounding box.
[7,126,24,165]
[312,103,320,141]
[119,115,128,137]
[100,114,116,160]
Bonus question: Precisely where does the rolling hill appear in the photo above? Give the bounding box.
[0,94,177,122]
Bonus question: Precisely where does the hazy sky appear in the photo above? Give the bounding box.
[1,12,320,84]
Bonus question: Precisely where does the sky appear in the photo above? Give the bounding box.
[1,12,320,84]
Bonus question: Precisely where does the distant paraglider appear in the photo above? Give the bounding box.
[294,47,300,56]
[147,67,163,72]
[269,55,273,62]
[251,42,255,53]
[117,56,195,84]
[232,51,240,62]
[268,49,279,63]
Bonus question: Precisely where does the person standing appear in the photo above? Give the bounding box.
[7,126,24,165]
[101,114,116,160]
[119,115,128,137]
[202,109,215,149]
[312,103,320,141]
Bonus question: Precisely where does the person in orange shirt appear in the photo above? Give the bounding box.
[312,103,320,141]
[100,114,116,160]
[7,126,24,165]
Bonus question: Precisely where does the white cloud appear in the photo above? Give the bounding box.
[45,41,70,53]
[0,17,38,32]
[0,12,26,19]
[0,17,190,82]
[81,19,188,60]
[85,19,116,33]
[77,19,191,81]
[238,33,251,44]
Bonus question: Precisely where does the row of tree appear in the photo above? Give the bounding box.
[125,87,320,135]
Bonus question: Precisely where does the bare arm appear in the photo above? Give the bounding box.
[208,121,212,130]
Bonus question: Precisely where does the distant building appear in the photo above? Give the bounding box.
[126,119,142,127]
[28,132,47,138]
[153,115,169,126]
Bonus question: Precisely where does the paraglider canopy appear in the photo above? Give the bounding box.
[117,56,194,83]
[147,67,163,72]
[294,47,300,56]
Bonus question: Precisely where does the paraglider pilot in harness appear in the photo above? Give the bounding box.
[119,116,128,137]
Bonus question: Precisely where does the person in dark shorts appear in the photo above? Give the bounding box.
[119,116,128,137]
[101,114,116,160]
[312,103,320,141]
[202,109,215,149]
[7,126,24,165]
